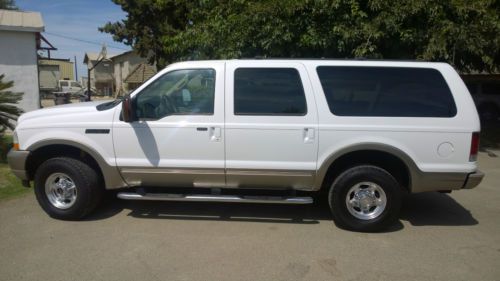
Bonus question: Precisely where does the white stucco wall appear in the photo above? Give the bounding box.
[0,30,40,112]
[113,52,146,95]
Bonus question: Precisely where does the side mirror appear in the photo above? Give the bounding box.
[122,96,134,122]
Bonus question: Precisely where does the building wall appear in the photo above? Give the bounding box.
[113,52,146,95]
[86,59,113,95]
[38,59,74,80]
[0,30,39,112]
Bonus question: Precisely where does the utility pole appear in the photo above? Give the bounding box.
[86,44,107,101]
[74,55,78,81]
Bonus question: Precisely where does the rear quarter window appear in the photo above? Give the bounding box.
[316,66,457,117]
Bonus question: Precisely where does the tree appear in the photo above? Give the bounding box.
[99,0,191,69]
[0,74,23,131]
[0,0,18,10]
[101,0,500,72]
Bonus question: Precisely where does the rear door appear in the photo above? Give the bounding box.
[224,61,319,189]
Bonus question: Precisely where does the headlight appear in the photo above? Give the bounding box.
[12,130,19,151]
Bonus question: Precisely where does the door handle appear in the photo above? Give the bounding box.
[196,127,208,131]
[210,127,221,142]
[303,128,315,143]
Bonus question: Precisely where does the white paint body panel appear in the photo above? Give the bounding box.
[112,61,226,186]
[301,61,480,175]
[224,61,319,188]
[16,101,117,167]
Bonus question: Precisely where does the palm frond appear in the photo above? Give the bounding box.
[0,74,24,131]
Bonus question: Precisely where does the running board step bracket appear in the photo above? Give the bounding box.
[117,192,313,204]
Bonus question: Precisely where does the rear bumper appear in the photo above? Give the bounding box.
[7,149,30,181]
[462,170,484,189]
[411,169,484,193]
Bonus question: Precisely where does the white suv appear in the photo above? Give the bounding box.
[8,60,484,231]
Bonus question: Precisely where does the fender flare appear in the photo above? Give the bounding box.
[27,139,128,189]
[314,142,420,191]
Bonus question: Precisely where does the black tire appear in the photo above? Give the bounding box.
[34,157,103,220]
[328,165,402,232]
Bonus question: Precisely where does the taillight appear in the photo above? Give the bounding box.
[469,132,480,162]
[12,131,19,151]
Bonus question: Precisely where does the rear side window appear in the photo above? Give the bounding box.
[316,66,457,117]
[234,68,307,115]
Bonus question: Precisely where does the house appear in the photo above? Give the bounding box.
[123,63,157,94]
[83,52,114,96]
[110,51,148,96]
[0,9,44,112]
[38,58,74,81]
[38,58,75,96]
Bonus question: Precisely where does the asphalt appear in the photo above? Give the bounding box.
[0,152,499,281]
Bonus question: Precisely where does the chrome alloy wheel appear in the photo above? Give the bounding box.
[345,182,387,220]
[45,173,77,209]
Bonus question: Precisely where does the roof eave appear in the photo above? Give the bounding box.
[0,26,44,32]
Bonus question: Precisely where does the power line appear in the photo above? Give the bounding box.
[43,31,130,51]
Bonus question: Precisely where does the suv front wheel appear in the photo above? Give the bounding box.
[34,157,102,220]
[328,165,402,232]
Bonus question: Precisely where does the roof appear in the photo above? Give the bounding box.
[83,52,114,64]
[0,9,44,32]
[39,58,73,65]
[110,50,134,60]
[125,63,157,83]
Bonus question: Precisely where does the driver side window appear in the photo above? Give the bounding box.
[135,69,215,120]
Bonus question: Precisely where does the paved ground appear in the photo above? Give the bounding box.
[0,153,499,281]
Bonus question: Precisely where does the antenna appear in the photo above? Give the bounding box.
[97,43,107,61]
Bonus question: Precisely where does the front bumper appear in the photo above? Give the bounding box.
[462,170,485,189]
[7,149,30,181]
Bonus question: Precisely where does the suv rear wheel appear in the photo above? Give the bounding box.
[34,157,102,220]
[328,165,402,232]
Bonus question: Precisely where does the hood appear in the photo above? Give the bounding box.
[18,101,110,124]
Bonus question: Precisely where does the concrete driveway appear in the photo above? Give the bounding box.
[0,153,499,281]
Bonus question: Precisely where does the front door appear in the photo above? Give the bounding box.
[112,62,225,188]
[224,61,319,189]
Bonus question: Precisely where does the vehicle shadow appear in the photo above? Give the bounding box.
[86,191,478,230]
[399,192,478,226]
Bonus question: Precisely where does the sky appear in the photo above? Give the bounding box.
[16,0,131,80]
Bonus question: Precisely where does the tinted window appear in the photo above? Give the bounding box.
[316,66,457,117]
[59,81,68,87]
[234,68,306,115]
[135,69,215,119]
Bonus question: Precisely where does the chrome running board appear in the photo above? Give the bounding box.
[117,192,313,204]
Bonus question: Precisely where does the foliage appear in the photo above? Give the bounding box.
[0,0,18,10]
[0,74,23,132]
[0,163,31,201]
[99,0,190,69]
[101,0,500,72]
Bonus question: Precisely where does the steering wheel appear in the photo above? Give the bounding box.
[162,95,178,113]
